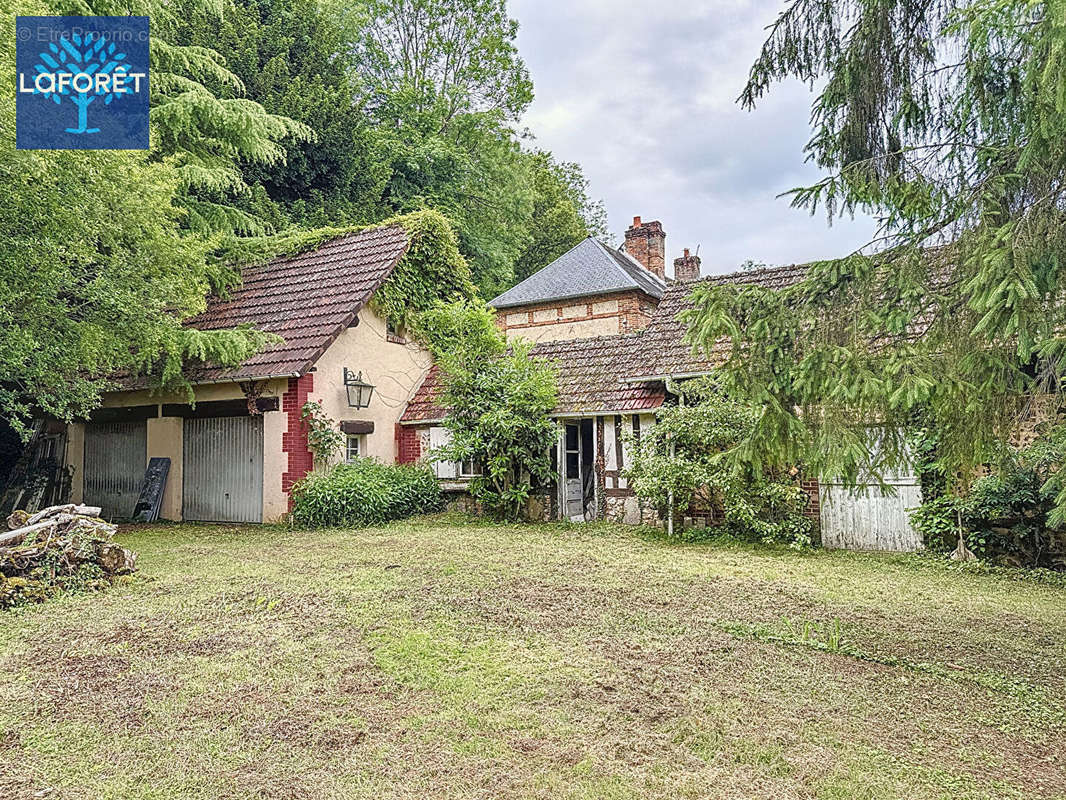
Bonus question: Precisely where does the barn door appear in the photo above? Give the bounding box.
[183,416,263,523]
[83,421,147,520]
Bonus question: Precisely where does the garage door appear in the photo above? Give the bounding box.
[83,422,147,520]
[183,416,263,523]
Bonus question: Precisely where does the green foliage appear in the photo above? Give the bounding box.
[908,434,1066,569]
[291,458,444,527]
[683,0,1066,516]
[216,209,477,329]
[55,0,313,235]
[0,4,274,434]
[166,0,389,227]
[300,401,345,468]
[415,301,558,520]
[625,380,814,548]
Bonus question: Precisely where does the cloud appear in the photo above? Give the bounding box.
[511,0,878,274]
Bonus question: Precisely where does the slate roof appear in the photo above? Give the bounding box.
[630,263,810,380]
[399,334,665,424]
[182,224,409,383]
[490,237,666,309]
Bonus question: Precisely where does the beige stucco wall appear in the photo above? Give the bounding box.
[262,404,289,523]
[309,305,433,465]
[146,417,183,520]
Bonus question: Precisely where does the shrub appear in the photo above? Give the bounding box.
[625,380,814,548]
[908,439,1066,569]
[414,300,558,520]
[291,458,444,528]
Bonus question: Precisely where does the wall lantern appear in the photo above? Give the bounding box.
[343,368,375,409]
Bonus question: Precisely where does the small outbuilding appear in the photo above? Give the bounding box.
[65,222,434,523]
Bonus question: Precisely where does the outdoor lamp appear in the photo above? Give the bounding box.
[343,368,375,408]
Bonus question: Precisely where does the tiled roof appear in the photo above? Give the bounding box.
[631,263,810,380]
[399,334,665,424]
[490,237,666,309]
[182,224,409,382]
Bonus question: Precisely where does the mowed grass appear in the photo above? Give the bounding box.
[1,515,1064,799]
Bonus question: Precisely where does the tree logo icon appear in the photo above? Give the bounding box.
[15,16,150,150]
[30,32,142,134]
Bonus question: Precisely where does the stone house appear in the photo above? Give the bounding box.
[62,222,434,523]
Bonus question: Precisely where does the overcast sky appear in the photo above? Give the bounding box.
[510,0,879,277]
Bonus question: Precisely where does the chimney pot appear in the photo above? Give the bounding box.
[632,216,641,227]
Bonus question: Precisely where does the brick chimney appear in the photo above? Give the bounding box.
[673,248,701,281]
[624,216,666,280]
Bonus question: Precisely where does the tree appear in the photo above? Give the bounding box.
[512,151,608,284]
[1,0,276,434]
[346,0,533,124]
[624,380,814,547]
[167,0,390,228]
[414,301,558,520]
[51,0,313,235]
[683,0,1066,505]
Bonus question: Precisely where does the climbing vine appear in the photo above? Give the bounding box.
[300,401,345,468]
[215,209,477,331]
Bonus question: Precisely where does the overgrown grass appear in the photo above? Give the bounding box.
[1,514,1064,799]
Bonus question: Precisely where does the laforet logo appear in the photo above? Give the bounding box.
[15,16,150,150]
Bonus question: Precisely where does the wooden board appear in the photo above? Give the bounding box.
[133,457,170,523]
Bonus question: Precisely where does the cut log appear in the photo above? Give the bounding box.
[94,542,137,574]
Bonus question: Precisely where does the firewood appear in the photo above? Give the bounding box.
[0,520,58,547]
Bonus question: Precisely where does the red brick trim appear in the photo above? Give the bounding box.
[281,374,314,509]
[800,478,821,523]
[396,423,421,464]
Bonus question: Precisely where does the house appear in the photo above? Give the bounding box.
[401,214,824,528]
[63,222,435,523]
[490,218,677,342]
[399,334,665,523]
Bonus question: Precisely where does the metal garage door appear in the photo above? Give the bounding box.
[83,422,147,520]
[183,416,263,523]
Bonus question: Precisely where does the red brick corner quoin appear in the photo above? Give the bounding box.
[282,374,315,509]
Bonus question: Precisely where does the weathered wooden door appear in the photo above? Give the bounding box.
[820,479,923,551]
[83,421,147,520]
[564,423,583,518]
[183,416,263,523]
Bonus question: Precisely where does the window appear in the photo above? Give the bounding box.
[345,434,361,463]
[386,319,406,344]
[459,457,482,477]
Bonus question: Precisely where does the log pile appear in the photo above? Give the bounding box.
[0,504,138,609]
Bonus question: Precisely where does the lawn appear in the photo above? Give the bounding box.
[1,515,1064,799]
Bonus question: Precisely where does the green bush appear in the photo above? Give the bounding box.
[908,442,1066,569]
[291,459,444,528]
[624,380,814,549]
